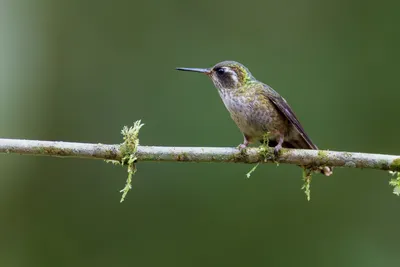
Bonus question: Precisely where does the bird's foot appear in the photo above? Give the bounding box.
[238,135,250,151]
[273,144,282,157]
[273,135,284,158]
[237,143,248,151]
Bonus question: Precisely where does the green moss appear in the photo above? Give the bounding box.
[257,132,274,162]
[246,163,259,178]
[105,120,144,202]
[176,153,190,161]
[377,159,390,170]
[317,150,329,164]
[279,148,289,155]
[301,168,313,201]
[228,150,243,162]
[389,171,400,196]
[103,149,118,160]
[258,146,274,161]
[390,158,400,172]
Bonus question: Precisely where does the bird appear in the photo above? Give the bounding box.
[176,61,332,176]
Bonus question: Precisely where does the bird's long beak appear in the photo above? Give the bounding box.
[176,67,211,75]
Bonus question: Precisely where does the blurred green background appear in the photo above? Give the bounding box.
[1,0,400,266]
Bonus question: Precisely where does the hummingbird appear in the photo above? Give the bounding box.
[176,61,332,176]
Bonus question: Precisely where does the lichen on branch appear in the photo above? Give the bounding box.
[1,128,400,201]
[106,120,144,202]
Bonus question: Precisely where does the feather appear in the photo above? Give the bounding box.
[261,84,317,150]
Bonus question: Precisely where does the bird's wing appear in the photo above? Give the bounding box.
[261,83,317,149]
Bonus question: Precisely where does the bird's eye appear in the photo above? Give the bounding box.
[216,68,226,75]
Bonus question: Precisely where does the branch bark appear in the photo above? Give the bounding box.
[0,138,399,172]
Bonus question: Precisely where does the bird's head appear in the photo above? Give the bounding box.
[176,61,254,90]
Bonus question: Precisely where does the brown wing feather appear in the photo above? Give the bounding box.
[262,84,317,149]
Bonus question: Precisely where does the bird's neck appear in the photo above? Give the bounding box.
[217,83,253,99]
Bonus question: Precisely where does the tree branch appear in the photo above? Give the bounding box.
[1,138,399,172]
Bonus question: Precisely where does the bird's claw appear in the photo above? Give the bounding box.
[238,143,248,151]
[273,145,282,157]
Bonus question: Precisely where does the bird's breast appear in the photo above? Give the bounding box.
[218,89,288,141]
